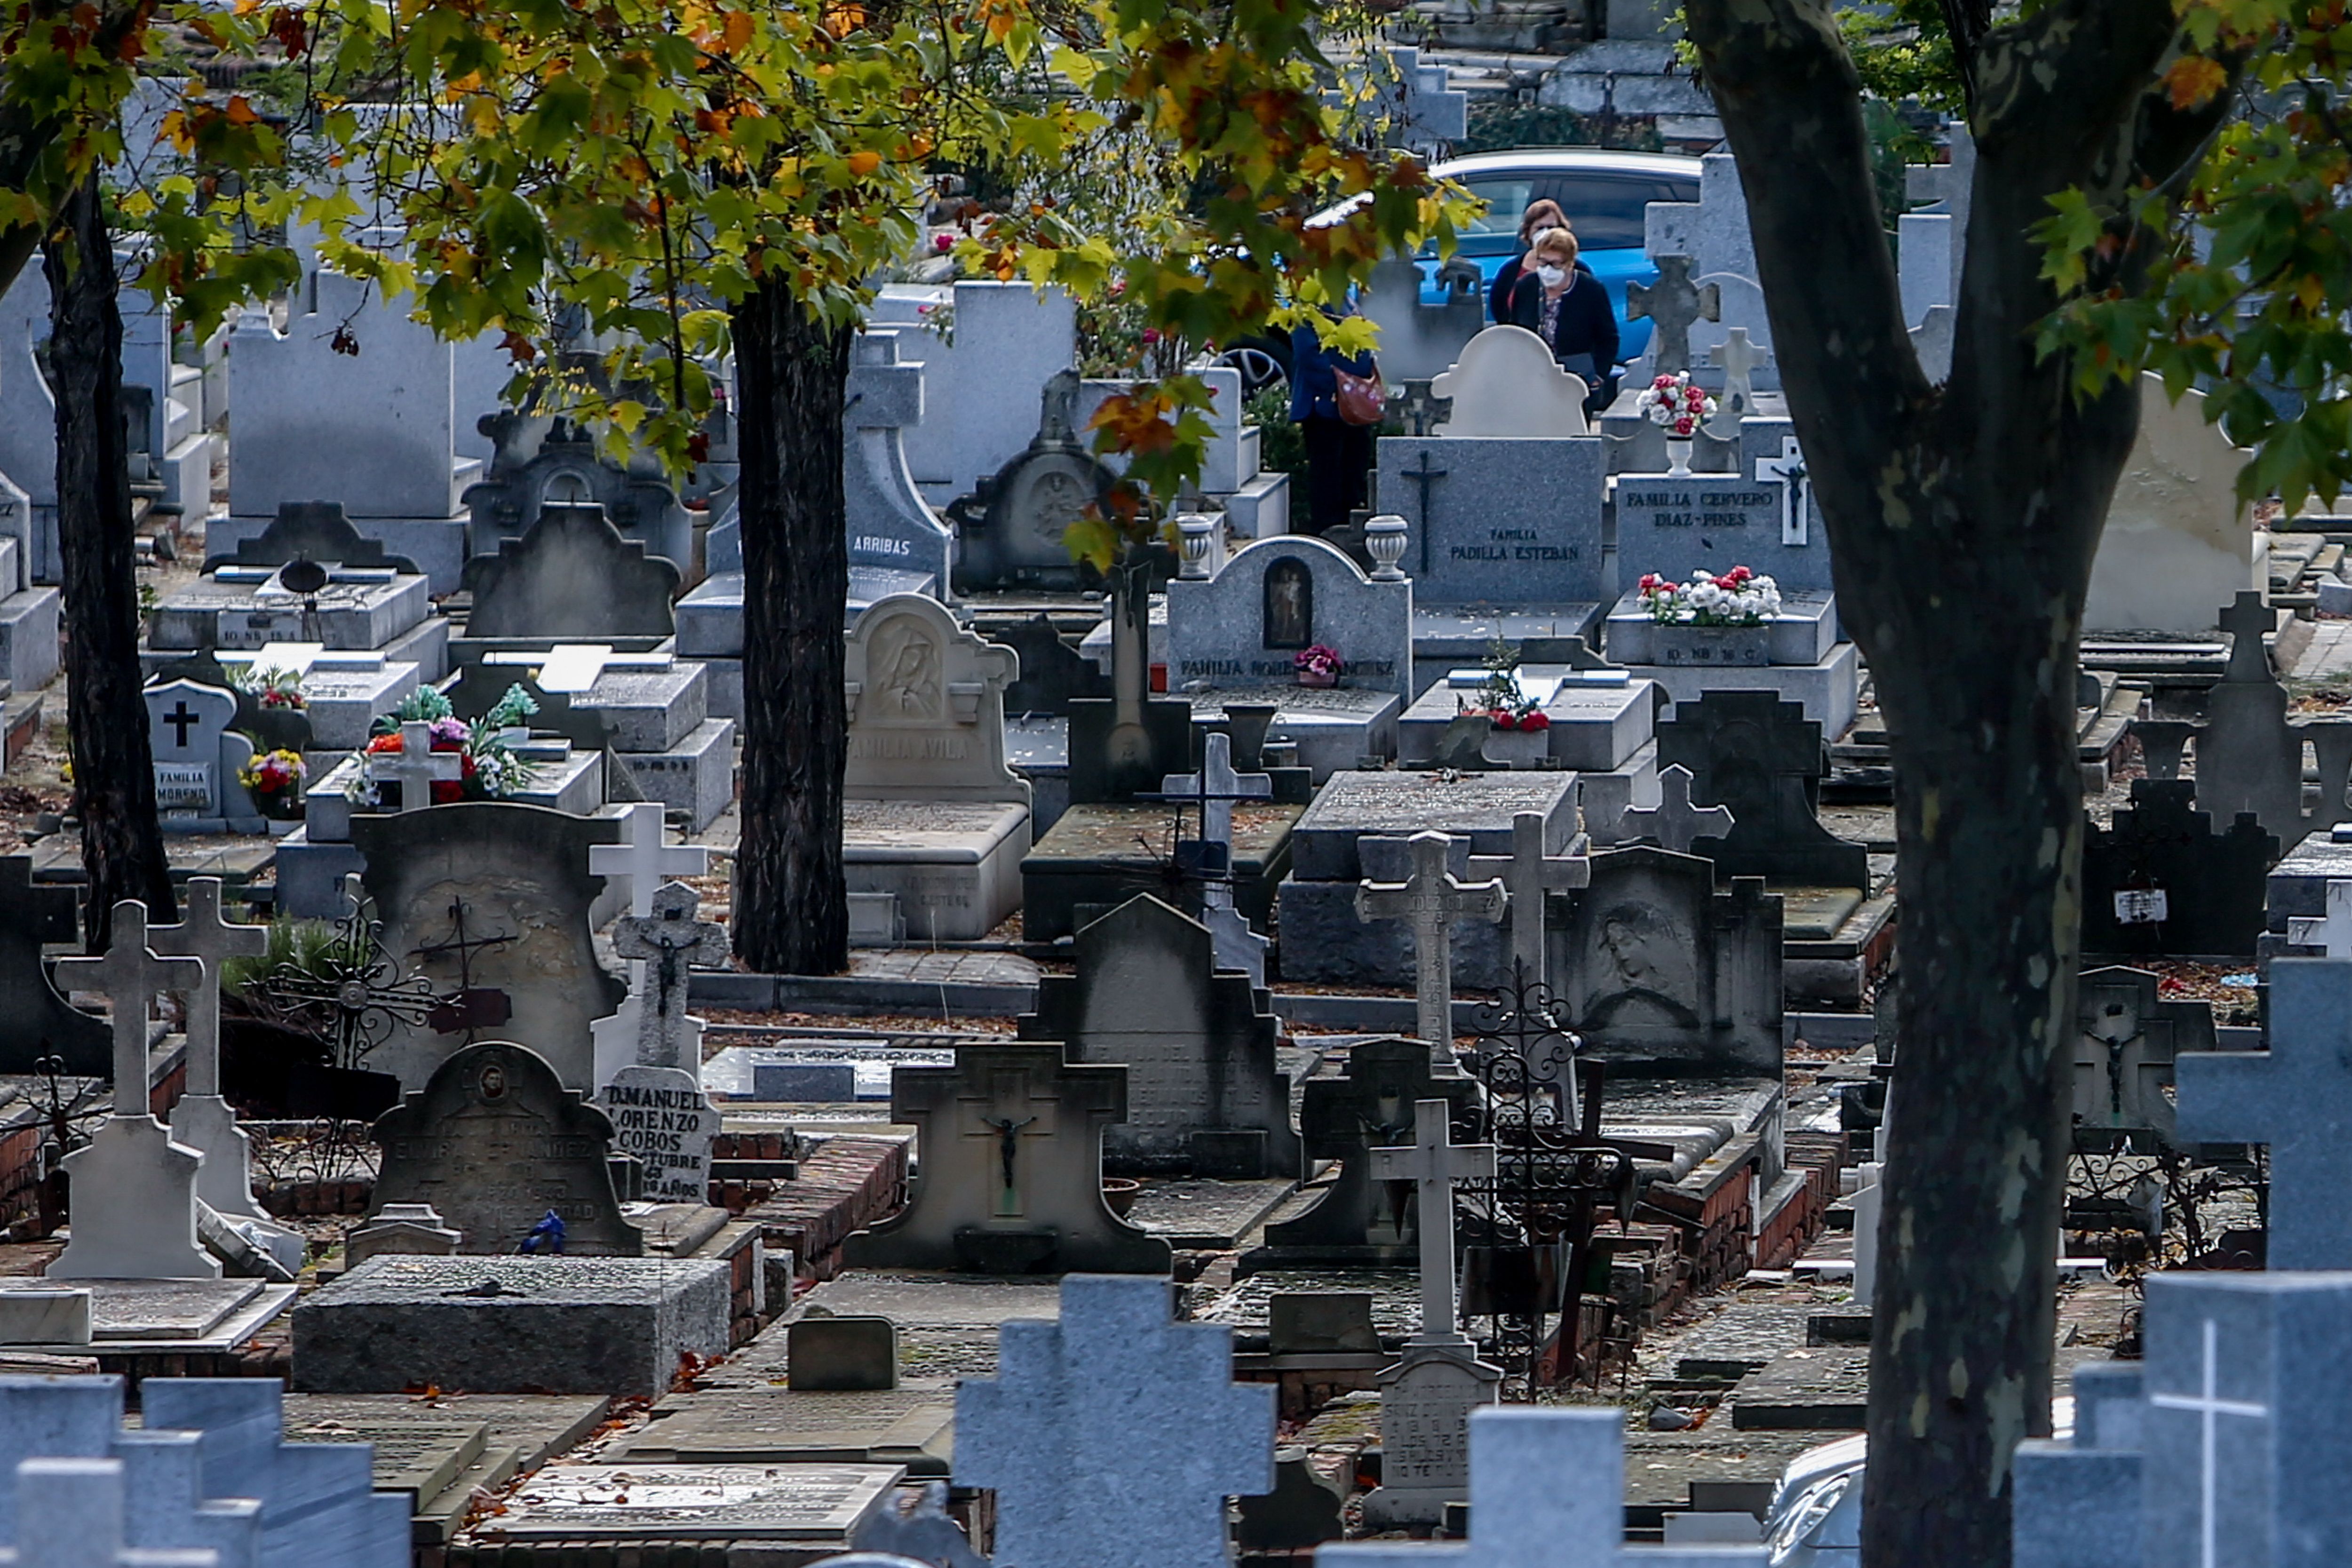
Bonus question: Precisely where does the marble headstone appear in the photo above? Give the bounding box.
[1655,691,1867,889]
[1165,534,1414,700]
[460,499,681,640]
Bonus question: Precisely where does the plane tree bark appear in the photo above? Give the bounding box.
[1675,0,2234,1562]
[43,175,176,948]
[728,280,852,975]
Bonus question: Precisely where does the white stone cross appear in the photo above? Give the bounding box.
[1369,1098,1494,1345]
[2286,877,2352,956]
[377,720,461,812]
[1160,731,1272,852]
[1705,328,1765,436]
[532,643,617,693]
[2149,1317,2268,1568]
[246,641,324,678]
[590,802,712,918]
[1467,811,1589,988]
[1319,1406,1769,1567]
[1755,435,1810,546]
[613,880,730,1070]
[145,876,267,1098]
[1618,764,1736,855]
[55,901,207,1120]
[1357,830,1507,1063]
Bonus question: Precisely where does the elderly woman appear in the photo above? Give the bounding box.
[1486,198,1569,325]
[1507,224,1620,415]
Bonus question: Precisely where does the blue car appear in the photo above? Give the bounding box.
[1404,148,1703,361]
[1222,147,1703,391]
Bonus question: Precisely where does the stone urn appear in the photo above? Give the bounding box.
[1102,1178,1142,1218]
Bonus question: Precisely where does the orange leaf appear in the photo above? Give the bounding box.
[223,94,260,126]
[845,149,881,177]
[2164,55,2227,111]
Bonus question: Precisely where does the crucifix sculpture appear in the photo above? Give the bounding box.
[1625,255,1720,376]
[612,879,730,1069]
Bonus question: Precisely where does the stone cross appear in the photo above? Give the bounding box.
[55,901,206,1119]
[589,801,712,918]
[1369,1098,1495,1344]
[1706,328,1764,435]
[2149,1315,2267,1568]
[1357,830,1507,1064]
[378,719,461,812]
[1320,1406,1769,1567]
[955,1275,1275,1568]
[1625,256,1720,376]
[1160,732,1272,852]
[1467,811,1589,989]
[1754,433,1810,546]
[145,876,267,1098]
[2287,877,2352,956]
[612,879,729,1070]
[2174,957,2352,1267]
[1617,764,1735,855]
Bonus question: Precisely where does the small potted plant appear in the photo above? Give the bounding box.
[238,748,307,830]
[1634,371,1718,475]
[1295,644,1344,688]
[1635,566,1782,666]
[1458,638,1552,767]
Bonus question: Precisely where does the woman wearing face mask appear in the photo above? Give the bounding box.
[1487,199,1569,325]
[1508,225,1620,415]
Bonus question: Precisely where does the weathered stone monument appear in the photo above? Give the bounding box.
[842,1042,1170,1274]
[1020,894,1302,1179]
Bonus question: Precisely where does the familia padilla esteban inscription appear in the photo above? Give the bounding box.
[371,1040,646,1255]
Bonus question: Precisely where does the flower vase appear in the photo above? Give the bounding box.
[1297,669,1338,689]
[1665,438,1694,478]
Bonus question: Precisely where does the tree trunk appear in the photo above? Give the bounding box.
[729,279,851,974]
[1676,0,2225,1561]
[43,175,175,950]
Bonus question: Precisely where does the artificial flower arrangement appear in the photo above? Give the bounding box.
[1294,644,1345,683]
[1636,565,1783,627]
[1634,371,1717,438]
[234,665,307,709]
[343,685,541,808]
[238,748,307,817]
[1459,637,1551,732]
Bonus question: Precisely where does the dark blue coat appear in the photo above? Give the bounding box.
[1288,320,1375,422]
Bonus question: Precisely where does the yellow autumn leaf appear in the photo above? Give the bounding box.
[2164,55,2228,111]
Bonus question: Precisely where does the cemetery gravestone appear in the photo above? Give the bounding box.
[1655,692,1868,889]
[369,1039,647,1256]
[49,902,215,1281]
[460,422,692,571]
[1358,831,1509,1060]
[611,881,728,1071]
[1617,764,1733,855]
[955,1275,1276,1568]
[1465,810,1591,989]
[1167,532,1415,703]
[945,372,1115,592]
[2080,781,2275,958]
[2174,957,2352,1268]
[1431,327,1589,438]
[586,802,712,1089]
[842,1042,1172,1274]
[1020,894,1302,1179]
[151,879,302,1269]
[1614,469,1833,594]
[1358,1099,1502,1529]
[1553,847,1784,1076]
[344,1203,461,1266]
[2195,593,2309,850]
[788,1316,899,1392]
[841,331,955,597]
[2073,967,2217,1148]
[1373,430,1606,615]
[593,1066,718,1204]
[0,855,109,1075]
[1323,1406,1769,1566]
[144,678,263,833]
[842,593,1032,939]
[460,499,681,641]
[1255,1037,1481,1263]
[201,502,423,577]
[1626,256,1720,377]
[348,802,626,1090]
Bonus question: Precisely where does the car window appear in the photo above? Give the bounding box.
[1547,174,1696,251]
[1457,177,1540,237]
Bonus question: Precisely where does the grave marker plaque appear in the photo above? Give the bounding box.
[594,1064,718,1203]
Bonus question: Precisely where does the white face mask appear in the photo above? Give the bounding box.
[1536,264,1568,288]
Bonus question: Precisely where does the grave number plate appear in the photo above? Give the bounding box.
[154,763,214,812]
[2113,887,2169,925]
